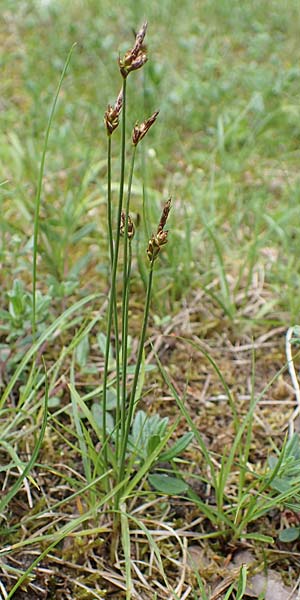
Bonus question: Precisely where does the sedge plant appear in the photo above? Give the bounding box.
[99,23,176,535]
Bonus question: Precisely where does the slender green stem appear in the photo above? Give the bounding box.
[118,258,155,489]
[121,147,137,444]
[141,47,150,242]
[32,45,76,338]
[121,240,132,433]
[102,77,127,466]
[107,136,114,265]
[113,288,121,461]
[106,135,121,461]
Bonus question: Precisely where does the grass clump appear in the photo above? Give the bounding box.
[1,21,193,599]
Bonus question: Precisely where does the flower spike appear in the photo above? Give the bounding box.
[147,198,171,262]
[120,211,135,240]
[132,111,159,146]
[118,22,148,79]
[104,88,123,136]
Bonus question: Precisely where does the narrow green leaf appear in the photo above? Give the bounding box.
[133,347,146,406]
[223,583,235,600]
[5,480,124,599]
[120,505,132,600]
[0,293,98,410]
[0,369,48,514]
[160,432,194,461]
[236,564,248,600]
[0,441,26,472]
[243,533,274,543]
[70,380,91,484]
[32,43,77,335]
[68,384,116,469]
[148,474,188,495]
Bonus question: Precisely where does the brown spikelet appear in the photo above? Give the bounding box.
[131,22,148,60]
[118,22,148,79]
[120,211,135,240]
[147,198,172,262]
[157,197,171,233]
[104,88,123,136]
[132,111,159,146]
[132,27,147,55]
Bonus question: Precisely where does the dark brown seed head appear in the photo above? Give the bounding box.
[104,88,123,136]
[157,197,171,233]
[132,111,159,146]
[118,22,148,79]
[132,27,147,55]
[147,234,161,261]
[147,198,172,262]
[131,22,147,60]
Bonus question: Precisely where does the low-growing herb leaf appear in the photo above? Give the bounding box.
[148,474,188,495]
[279,527,300,543]
[147,434,161,456]
[160,431,194,461]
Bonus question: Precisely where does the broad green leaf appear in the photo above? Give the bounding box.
[131,410,147,444]
[91,403,114,434]
[127,363,156,374]
[148,474,188,495]
[100,388,118,410]
[268,456,278,469]
[271,478,292,493]
[279,527,300,543]
[160,432,194,461]
[48,395,61,408]
[75,334,89,368]
[129,411,169,460]
[97,332,114,369]
[147,435,161,456]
